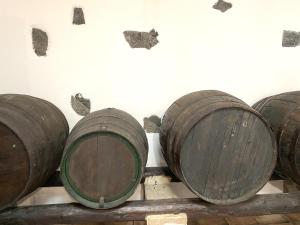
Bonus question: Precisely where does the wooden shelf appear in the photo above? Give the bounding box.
[0,167,295,225]
[1,193,300,224]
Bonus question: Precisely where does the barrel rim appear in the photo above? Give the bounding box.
[0,94,69,133]
[71,113,148,150]
[179,106,277,205]
[253,93,300,184]
[160,91,239,128]
[161,90,246,130]
[60,131,142,209]
[0,120,30,211]
[278,107,300,183]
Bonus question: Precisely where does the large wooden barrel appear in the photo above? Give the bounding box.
[253,91,300,184]
[160,90,277,205]
[0,94,69,210]
[60,108,148,209]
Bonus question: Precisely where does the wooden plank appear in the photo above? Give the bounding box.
[225,216,258,225]
[134,221,146,225]
[97,222,134,225]
[285,213,300,222]
[264,223,293,225]
[1,193,300,224]
[255,214,288,224]
[188,217,227,225]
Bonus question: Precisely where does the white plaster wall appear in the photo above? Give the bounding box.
[1,0,300,166]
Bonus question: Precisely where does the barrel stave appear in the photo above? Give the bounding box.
[253,91,300,183]
[0,94,69,210]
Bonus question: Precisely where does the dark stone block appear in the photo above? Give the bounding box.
[123,29,159,50]
[32,28,48,56]
[213,0,232,13]
[143,115,161,133]
[282,30,300,47]
[73,7,85,25]
[71,93,90,116]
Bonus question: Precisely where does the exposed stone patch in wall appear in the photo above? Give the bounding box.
[71,93,91,116]
[282,30,300,47]
[32,28,48,56]
[73,7,85,25]
[213,0,232,13]
[144,115,161,133]
[123,29,159,50]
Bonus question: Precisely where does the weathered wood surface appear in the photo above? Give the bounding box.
[60,108,148,209]
[160,90,277,204]
[1,193,300,224]
[43,167,282,188]
[0,122,29,211]
[253,91,300,184]
[0,94,69,211]
[42,167,179,188]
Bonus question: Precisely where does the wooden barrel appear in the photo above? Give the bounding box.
[0,94,69,210]
[60,108,148,209]
[253,91,300,184]
[160,90,277,205]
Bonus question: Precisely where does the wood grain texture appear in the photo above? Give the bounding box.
[225,216,258,225]
[160,90,277,204]
[0,123,29,209]
[1,193,300,224]
[61,108,148,209]
[255,214,288,224]
[253,91,300,184]
[68,135,136,200]
[180,109,275,204]
[189,217,228,225]
[0,94,69,210]
[42,166,282,188]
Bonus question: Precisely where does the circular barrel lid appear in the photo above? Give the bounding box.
[0,122,29,210]
[61,132,141,209]
[180,108,277,204]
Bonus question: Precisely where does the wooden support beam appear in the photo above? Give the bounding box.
[1,193,300,225]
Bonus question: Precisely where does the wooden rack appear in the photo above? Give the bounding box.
[0,167,298,225]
